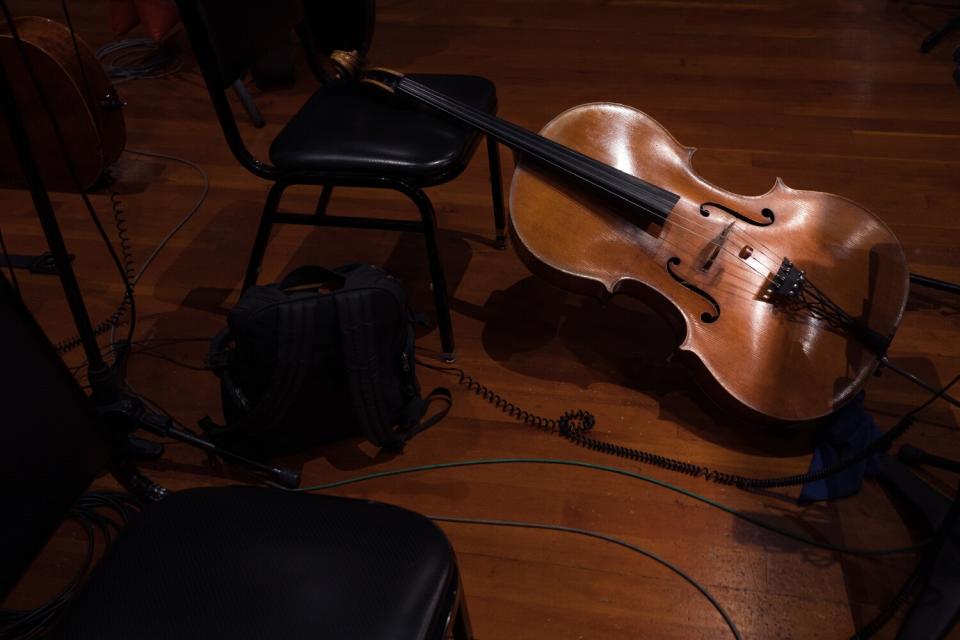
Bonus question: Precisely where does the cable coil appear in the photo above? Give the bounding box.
[53,172,134,354]
[419,360,940,490]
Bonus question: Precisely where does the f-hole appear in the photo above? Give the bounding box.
[666,257,721,323]
[700,201,774,227]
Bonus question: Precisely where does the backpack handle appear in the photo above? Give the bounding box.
[278,265,347,291]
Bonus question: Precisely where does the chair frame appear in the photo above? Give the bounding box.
[432,564,474,639]
[179,0,507,360]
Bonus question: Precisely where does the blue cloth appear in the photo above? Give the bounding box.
[799,392,883,503]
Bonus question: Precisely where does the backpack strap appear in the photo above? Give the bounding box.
[278,265,346,291]
[397,387,452,441]
[336,286,451,448]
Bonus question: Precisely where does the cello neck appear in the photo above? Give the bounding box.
[391,75,681,224]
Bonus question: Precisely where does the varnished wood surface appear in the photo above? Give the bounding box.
[510,102,908,423]
[2,1,960,638]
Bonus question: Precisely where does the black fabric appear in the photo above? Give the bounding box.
[300,0,376,57]
[52,487,455,640]
[269,74,497,185]
[0,274,109,600]
[177,0,304,89]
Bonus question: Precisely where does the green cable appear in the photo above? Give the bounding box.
[295,457,929,557]
[431,515,742,640]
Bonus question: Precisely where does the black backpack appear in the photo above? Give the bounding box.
[202,264,449,456]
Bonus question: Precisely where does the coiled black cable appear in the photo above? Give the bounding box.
[107,180,134,321]
[417,361,960,639]
[52,173,135,355]
[417,360,722,478]
[559,424,720,479]
[455,369,583,433]
[418,361,959,491]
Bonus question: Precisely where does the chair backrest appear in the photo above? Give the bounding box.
[175,0,303,179]
[0,273,110,600]
[176,0,303,91]
[175,1,380,180]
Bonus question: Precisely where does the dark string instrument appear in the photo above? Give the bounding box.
[335,53,909,424]
[0,16,125,191]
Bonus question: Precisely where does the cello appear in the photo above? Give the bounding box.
[345,56,909,424]
[0,16,125,191]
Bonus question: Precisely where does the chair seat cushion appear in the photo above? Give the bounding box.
[52,486,455,640]
[269,73,496,185]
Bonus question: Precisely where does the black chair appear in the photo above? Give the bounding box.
[0,271,474,639]
[175,0,507,360]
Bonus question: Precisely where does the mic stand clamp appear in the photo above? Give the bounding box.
[93,375,303,495]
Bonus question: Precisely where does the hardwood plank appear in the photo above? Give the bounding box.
[3,0,960,638]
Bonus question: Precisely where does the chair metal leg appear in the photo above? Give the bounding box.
[242,179,456,358]
[486,135,507,250]
[452,579,474,640]
[315,184,334,216]
[408,189,455,361]
[242,182,285,291]
[231,79,265,128]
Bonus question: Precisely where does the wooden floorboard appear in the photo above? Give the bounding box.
[3,0,960,638]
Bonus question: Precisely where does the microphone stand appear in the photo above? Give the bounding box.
[0,51,300,496]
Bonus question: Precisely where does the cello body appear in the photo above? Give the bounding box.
[0,17,125,191]
[509,103,909,423]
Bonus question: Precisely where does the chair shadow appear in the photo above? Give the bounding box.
[152,199,265,314]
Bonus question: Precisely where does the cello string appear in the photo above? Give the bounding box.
[403,78,797,281]
[403,78,788,269]
[403,80,754,241]
[666,199,782,276]
[401,80,788,277]
[402,80,779,277]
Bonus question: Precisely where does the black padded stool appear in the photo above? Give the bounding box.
[52,487,472,639]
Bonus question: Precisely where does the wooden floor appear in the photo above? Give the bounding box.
[4,0,960,638]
